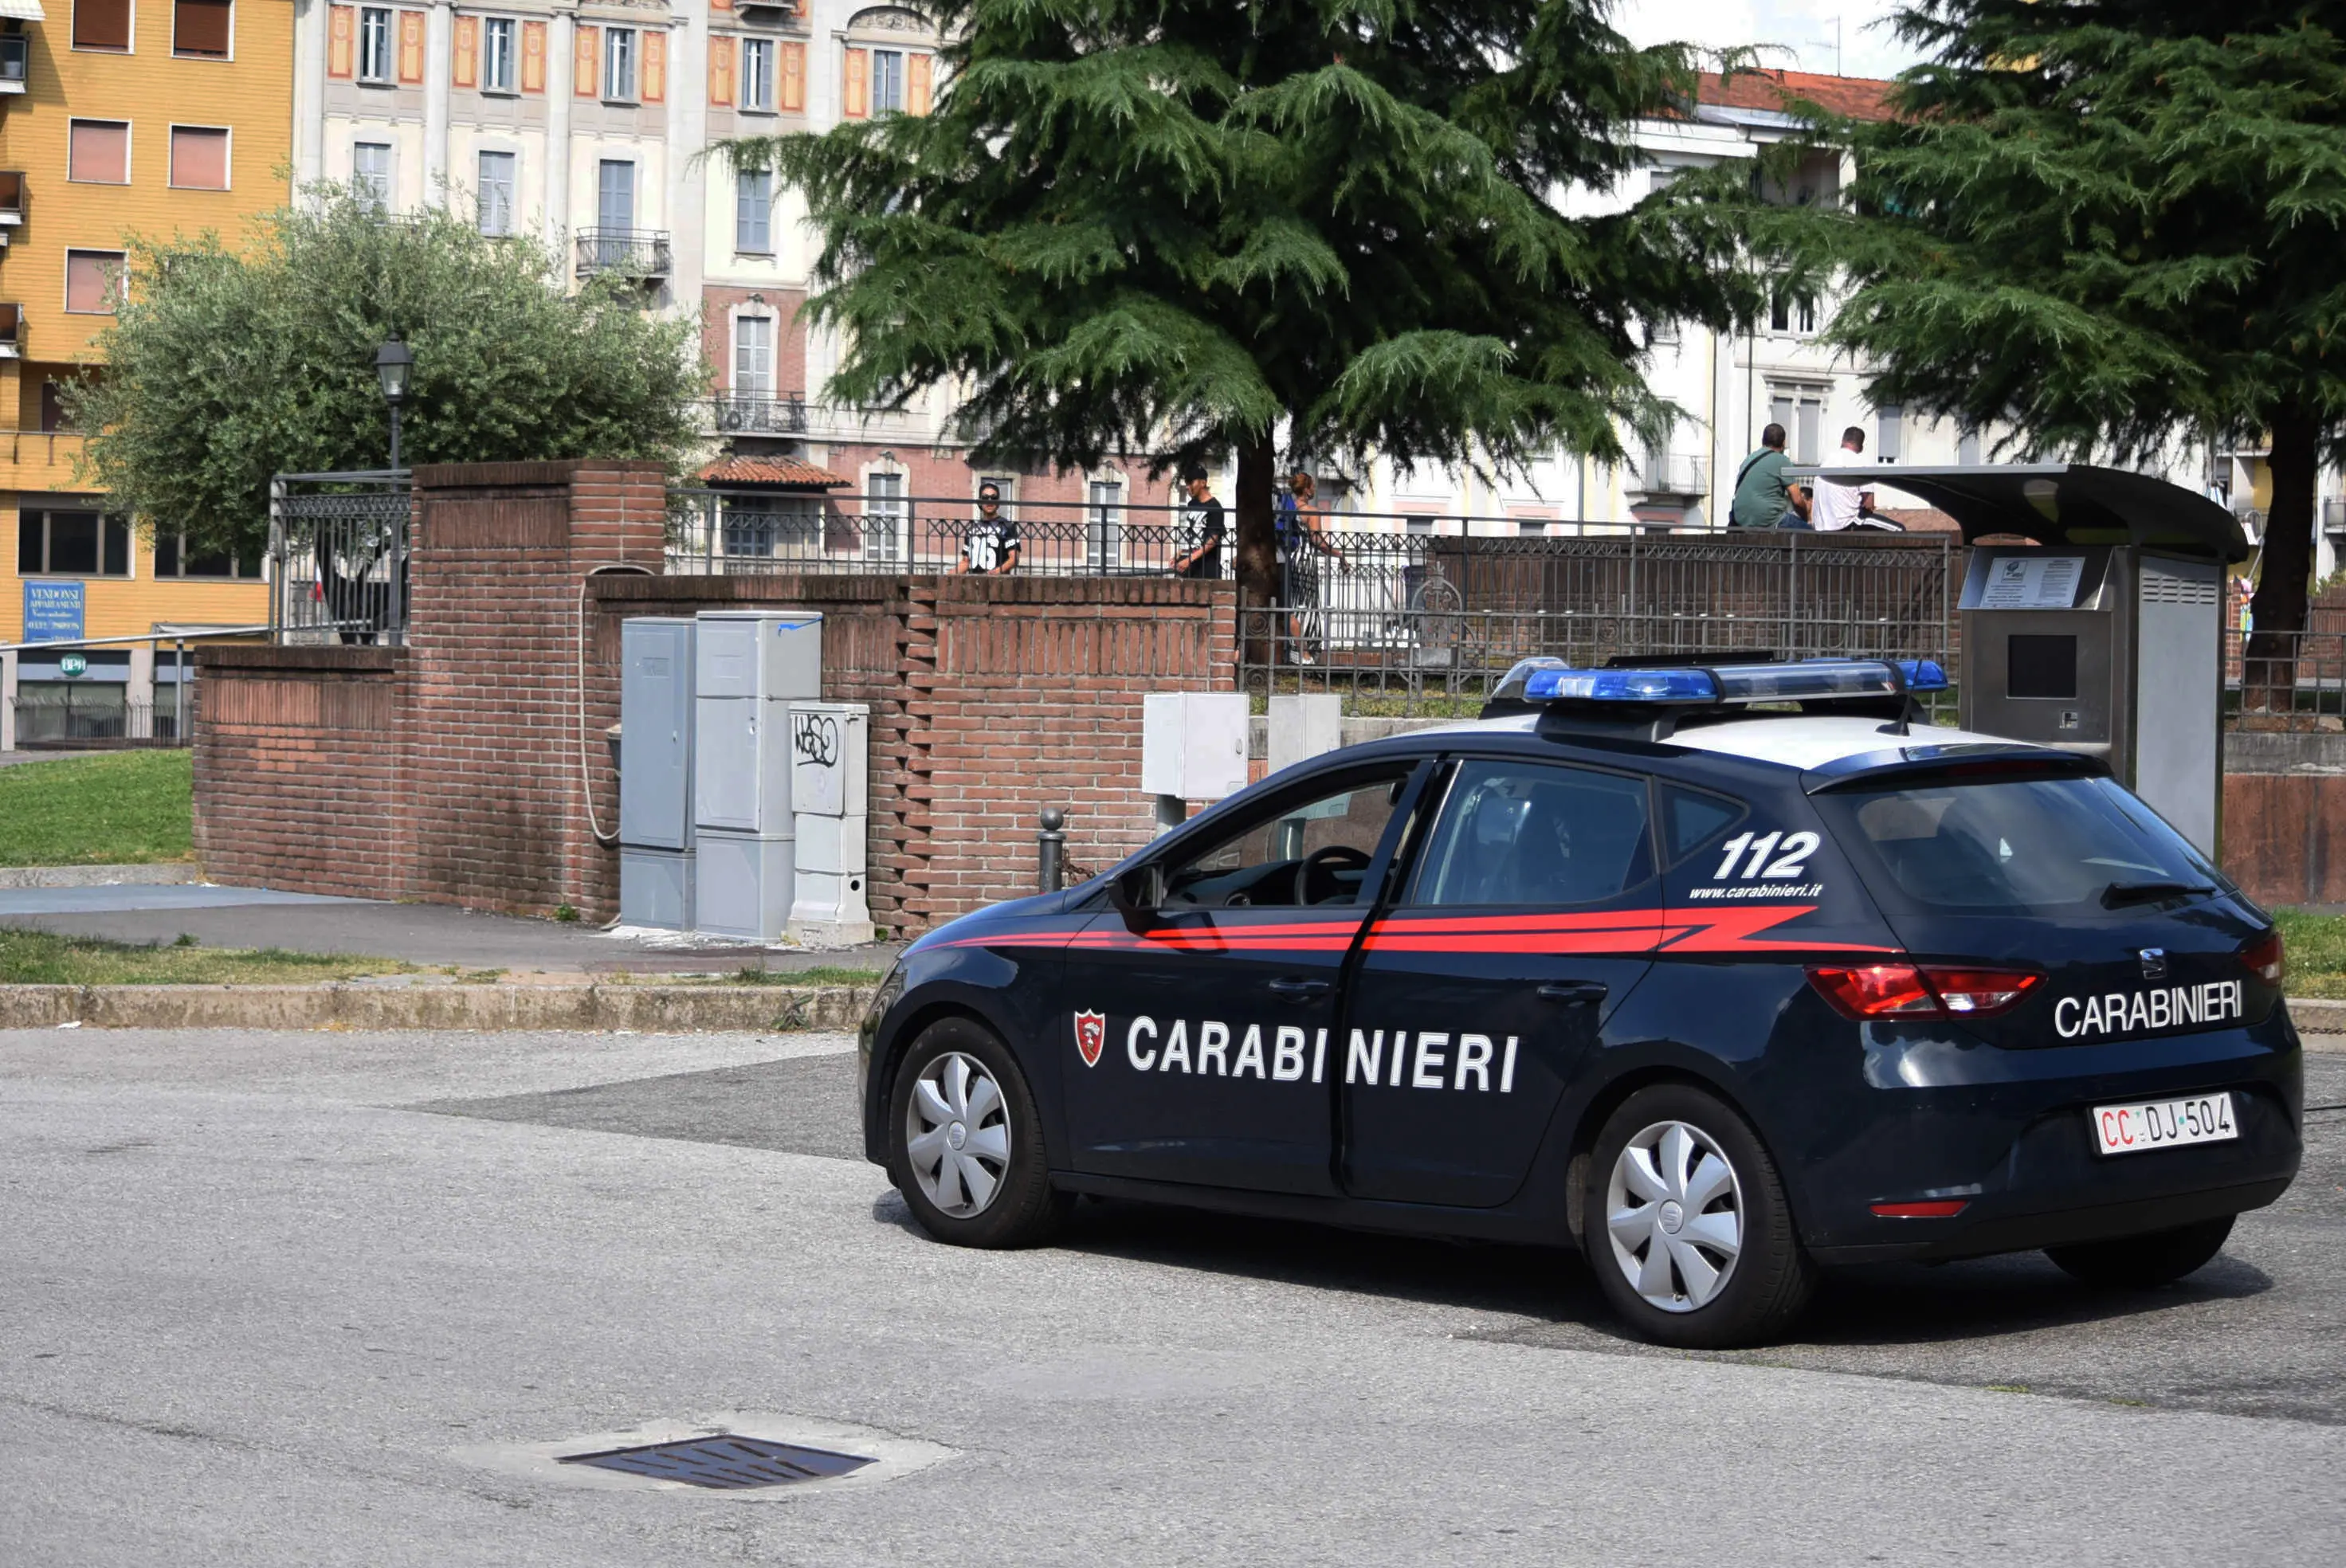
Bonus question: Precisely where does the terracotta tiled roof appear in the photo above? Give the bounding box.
[699,455,849,488]
[1697,69,1899,123]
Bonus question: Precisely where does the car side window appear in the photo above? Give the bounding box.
[1660,783,1749,868]
[1411,760,1653,906]
[1163,770,1411,908]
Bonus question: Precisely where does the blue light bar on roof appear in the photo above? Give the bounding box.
[1513,656,1947,707]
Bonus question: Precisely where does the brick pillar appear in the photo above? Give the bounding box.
[399,460,666,918]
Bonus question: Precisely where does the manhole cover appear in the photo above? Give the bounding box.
[559,1434,875,1490]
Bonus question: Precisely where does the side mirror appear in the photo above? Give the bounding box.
[1109,864,1161,931]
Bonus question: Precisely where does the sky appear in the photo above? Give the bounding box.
[1613,1,1930,82]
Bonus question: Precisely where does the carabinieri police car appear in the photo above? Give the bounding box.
[855,657,2301,1347]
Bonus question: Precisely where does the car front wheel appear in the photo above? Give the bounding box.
[889,1017,1069,1249]
[1585,1084,1816,1348]
[2046,1215,2233,1289]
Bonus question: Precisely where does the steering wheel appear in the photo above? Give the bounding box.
[1293,844,1373,906]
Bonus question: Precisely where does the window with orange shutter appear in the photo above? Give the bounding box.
[907,53,932,115]
[65,251,128,315]
[842,46,869,119]
[328,6,355,77]
[574,24,598,98]
[68,120,131,185]
[398,9,426,83]
[73,0,131,52]
[174,0,233,58]
[779,41,805,112]
[520,18,546,92]
[170,126,231,190]
[451,14,477,88]
[643,29,666,102]
[708,35,734,107]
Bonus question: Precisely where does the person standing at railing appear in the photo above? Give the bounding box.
[1172,467,1226,578]
[1277,469,1345,664]
[1809,428,1881,532]
[954,480,1022,575]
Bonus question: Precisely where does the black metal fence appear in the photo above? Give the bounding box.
[269,474,410,646]
[2226,628,2346,731]
[6,696,188,747]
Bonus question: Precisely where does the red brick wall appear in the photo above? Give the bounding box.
[191,646,405,900]
[2222,772,2346,907]
[194,459,1236,932]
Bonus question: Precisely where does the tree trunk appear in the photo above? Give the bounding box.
[2246,402,2320,714]
[1234,436,1278,669]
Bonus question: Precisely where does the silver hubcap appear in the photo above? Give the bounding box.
[1606,1120,1745,1313]
[904,1052,1010,1217]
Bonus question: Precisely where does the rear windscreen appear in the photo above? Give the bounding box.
[1818,774,2220,915]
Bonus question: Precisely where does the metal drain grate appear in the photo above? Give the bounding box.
[557,1434,877,1490]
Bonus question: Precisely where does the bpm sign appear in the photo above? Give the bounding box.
[22,581,84,642]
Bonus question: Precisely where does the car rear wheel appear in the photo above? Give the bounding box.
[889,1017,1070,1249]
[2045,1215,2233,1289]
[1585,1084,1816,1348]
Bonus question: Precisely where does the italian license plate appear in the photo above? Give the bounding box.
[2091,1092,2238,1156]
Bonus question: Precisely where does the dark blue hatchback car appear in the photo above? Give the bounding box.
[856,659,2301,1346]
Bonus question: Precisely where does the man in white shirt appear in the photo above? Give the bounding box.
[1809,426,1877,532]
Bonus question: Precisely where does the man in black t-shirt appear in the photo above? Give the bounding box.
[1172,467,1226,578]
[955,481,1022,574]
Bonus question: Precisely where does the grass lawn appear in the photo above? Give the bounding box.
[0,929,414,986]
[0,751,194,867]
[2276,909,2346,1000]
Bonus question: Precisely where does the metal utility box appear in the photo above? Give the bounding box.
[786,701,873,946]
[619,618,696,851]
[694,611,823,835]
[1141,692,1250,802]
[694,830,795,942]
[1808,464,2247,857]
[618,847,694,930]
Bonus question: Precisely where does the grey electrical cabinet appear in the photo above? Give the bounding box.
[692,610,825,940]
[1806,464,2248,857]
[618,617,697,930]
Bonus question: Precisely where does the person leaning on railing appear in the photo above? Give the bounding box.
[953,480,1021,575]
[1277,470,1346,665]
[1171,467,1227,578]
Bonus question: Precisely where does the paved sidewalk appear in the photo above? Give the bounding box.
[0,887,902,974]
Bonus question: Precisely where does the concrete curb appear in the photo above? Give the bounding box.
[0,983,875,1033]
[2289,997,2346,1034]
[0,864,199,890]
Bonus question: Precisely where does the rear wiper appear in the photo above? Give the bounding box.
[2101,880,2215,909]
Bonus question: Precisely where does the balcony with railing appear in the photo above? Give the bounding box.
[1632,451,1709,499]
[1,35,28,95]
[574,228,672,280]
[0,171,24,232]
[708,393,807,436]
[0,302,22,359]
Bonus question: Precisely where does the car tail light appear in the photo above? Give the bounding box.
[1870,1200,1970,1219]
[2242,931,2285,986]
[1807,963,2042,1021]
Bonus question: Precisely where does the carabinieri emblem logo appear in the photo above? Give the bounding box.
[1073,1010,1107,1068]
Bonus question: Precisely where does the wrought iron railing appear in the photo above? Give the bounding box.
[708,394,808,435]
[2227,628,2346,731]
[575,227,672,279]
[269,474,411,645]
[0,37,28,90]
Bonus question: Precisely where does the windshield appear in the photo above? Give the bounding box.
[1819,775,2221,915]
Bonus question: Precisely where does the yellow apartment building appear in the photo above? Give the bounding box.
[0,0,289,743]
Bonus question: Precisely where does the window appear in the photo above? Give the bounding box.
[596,159,634,230]
[68,120,131,185]
[481,16,516,92]
[65,250,126,314]
[1516,517,1548,538]
[1820,776,2217,916]
[17,512,132,577]
[173,0,230,57]
[1768,288,1816,335]
[870,48,904,113]
[603,26,637,101]
[1087,478,1124,568]
[732,315,773,396]
[740,36,773,111]
[154,533,254,578]
[73,0,132,51]
[40,378,76,433]
[352,141,392,208]
[1768,386,1826,465]
[169,126,230,190]
[1163,770,1410,909]
[1877,404,1903,463]
[477,149,515,236]
[735,168,772,253]
[358,6,392,81]
[865,469,906,560]
[1661,785,1748,868]
[1412,762,1653,907]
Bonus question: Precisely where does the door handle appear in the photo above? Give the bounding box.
[1267,976,1332,1002]
[1537,981,1608,1006]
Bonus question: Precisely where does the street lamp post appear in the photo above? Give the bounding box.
[375,334,414,472]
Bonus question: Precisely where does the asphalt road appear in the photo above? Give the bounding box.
[4,1027,2343,1566]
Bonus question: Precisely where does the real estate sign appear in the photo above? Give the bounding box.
[23,581,84,643]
